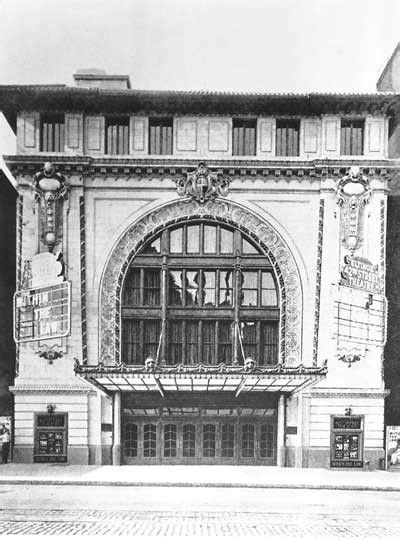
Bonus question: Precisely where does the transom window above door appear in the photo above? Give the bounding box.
[122,221,280,367]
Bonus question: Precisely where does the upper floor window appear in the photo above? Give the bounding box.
[122,222,280,367]
[149,117,173,155]
[232,119,257,156]
[275,119,300,157]
[40,114,65,152]
[340,119,364,156]
[105,116,130,155]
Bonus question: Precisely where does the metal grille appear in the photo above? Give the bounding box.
[340,119,364,155]
[149,118,173,155]
[40,115,65,152]
[232,119,256,156]
[105,117,129,155]
[275,119,299,156]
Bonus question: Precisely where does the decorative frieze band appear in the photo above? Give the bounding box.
[79,195,87,365]
[10,384,93,394]
[313,199,325,366]
[5,155,394,180]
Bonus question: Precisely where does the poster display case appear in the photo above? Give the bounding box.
[330,415,364,468]
[34,413,68,463]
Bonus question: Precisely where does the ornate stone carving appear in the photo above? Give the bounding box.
[338,353,361,368]
[174,163,231,203]
[36,344,63,364]
[336,166,371,253]
[32,162,68,252]
[16,196,23,291]
[75,360,327,377]
[79,196,88,365]
[313,199,325,366]
[99,199,303,366]
[21,259,32,290]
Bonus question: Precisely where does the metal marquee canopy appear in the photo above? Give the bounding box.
[74,361,327,397]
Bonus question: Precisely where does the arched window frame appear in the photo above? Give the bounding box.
[121,220,280,367]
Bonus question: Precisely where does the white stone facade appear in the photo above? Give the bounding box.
[2,81,394,468]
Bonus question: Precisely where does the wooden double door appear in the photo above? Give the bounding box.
[122,416,277,465]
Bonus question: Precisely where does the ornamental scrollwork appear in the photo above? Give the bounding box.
[174,162,231,203]
[336,166,371,253]
[99,199,303,367]
[338,353,361,368]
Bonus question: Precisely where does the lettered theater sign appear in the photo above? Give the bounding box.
[340,255,383,295]
[13,281,71,343]
[14,252,70,344]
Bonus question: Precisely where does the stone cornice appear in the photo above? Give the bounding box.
[306,388,390,399]
[10,383,94,395]
[5,155,400,181]
[0,86,396,133]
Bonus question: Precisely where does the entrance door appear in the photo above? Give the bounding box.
[163,423,178,459]
[122,416,276,465]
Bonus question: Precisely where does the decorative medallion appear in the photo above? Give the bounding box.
[36,344,64,364]
[336,166,371,253]
[99,199,303,367]
[338,353,361,368]
[31,162,68,252]
[174,162,231,203]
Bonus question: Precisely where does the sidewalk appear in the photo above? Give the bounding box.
[0,463,399,491]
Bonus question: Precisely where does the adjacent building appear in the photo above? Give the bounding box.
[1,51,400,468]
[0,168,17,418]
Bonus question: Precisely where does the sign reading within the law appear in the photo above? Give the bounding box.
[340,256,383,294]
[13,281,71,343]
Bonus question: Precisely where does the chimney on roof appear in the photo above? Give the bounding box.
[377,43,400,92]
[73,69,131,90]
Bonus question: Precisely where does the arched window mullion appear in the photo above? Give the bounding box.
[198,320,203,365]
[233,252,241,365]
[160,253,168,364]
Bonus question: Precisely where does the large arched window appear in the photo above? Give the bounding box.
[122,221,280,366]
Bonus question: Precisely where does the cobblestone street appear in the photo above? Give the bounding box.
[0,485,400,537]
[1,507,400,536]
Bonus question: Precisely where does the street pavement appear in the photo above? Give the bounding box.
[0,484,399,537]
[0,463,399,490]
[0,465,399,536]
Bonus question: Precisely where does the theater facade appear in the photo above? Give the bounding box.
[1,68,399,469]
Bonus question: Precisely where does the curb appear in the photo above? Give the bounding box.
[0,479,399,491]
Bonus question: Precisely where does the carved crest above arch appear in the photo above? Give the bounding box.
[99,199,303,367]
